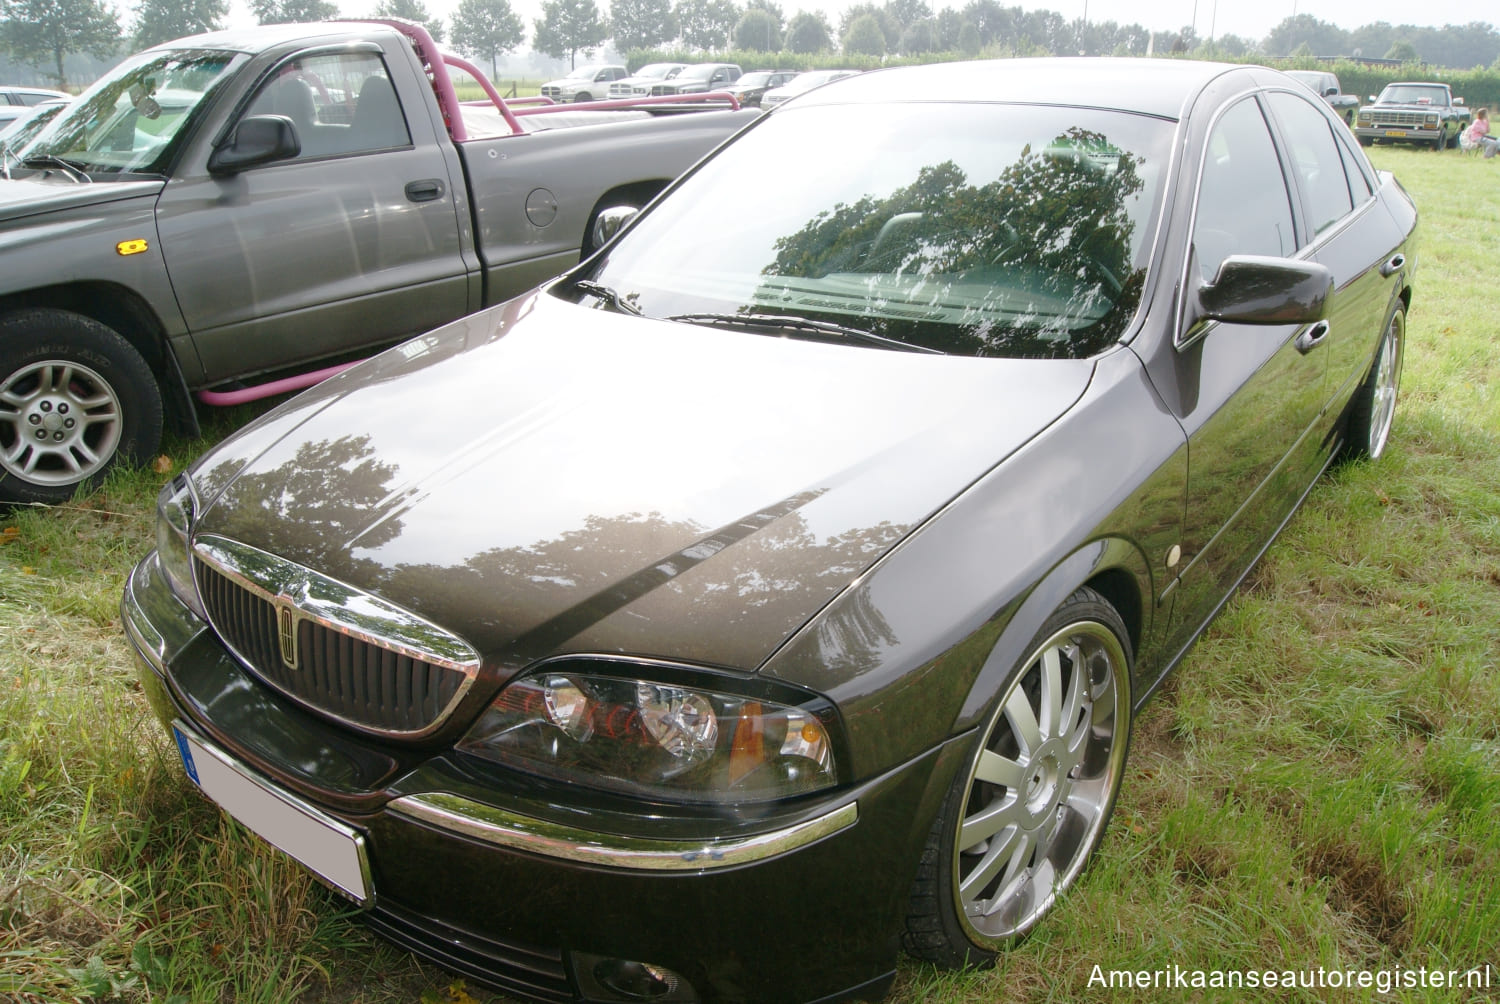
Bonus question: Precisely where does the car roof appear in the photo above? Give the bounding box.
[147,20,403,54]
[793,57,1249,120]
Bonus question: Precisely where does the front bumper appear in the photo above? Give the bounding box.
[123,552,957,1004]
[1354,122,1444,144]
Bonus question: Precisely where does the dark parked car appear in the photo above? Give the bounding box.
[726,69,799,106]
[125,58,1414,1004]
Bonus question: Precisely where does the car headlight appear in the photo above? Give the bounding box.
[1425,114,1439,126]
[1357,111,1371,124]
[458,663,841,803]
[155,473,206,620]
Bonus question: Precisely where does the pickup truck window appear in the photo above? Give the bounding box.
[243,52,410,160]
[1376,84,1449,105]
[585,102,1170,359]
[27,48,242,175]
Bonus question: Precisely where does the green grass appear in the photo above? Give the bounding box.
[3,147,1499,1002]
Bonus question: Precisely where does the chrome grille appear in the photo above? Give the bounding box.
[1370,111,1432,127]
[192,537,480,738]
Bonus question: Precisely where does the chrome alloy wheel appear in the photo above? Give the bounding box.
[0,358,123,486]
[1366,309,1404,459]
[952,619,1130,945]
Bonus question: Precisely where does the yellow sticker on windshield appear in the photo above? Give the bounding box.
[116,239,149,256]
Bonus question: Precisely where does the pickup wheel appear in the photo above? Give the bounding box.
[0,309,163,506]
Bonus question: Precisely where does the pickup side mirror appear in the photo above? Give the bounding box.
[209,114,300,174]
[1324,86,1338,97]
[1453,96,1465,106]
[1193,254,1333,327]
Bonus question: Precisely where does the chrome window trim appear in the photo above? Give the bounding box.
[390,792,858,872]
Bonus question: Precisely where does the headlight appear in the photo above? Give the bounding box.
[1357,111,1371,124]
[155,473,206,620]
[458,664,841,803]
[1425,114,1439,126]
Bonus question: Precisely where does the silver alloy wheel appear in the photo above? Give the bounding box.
[1366,310,1403,459]
[0,358,123,486]
[952,619,1130,945]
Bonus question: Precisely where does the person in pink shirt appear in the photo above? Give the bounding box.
[1462,107,1496,158]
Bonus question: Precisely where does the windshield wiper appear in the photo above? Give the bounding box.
[574,279,642,316]
[21,154,90,184]
[667,312,944,354]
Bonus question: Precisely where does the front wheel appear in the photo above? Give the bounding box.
[0,309,163,506]
[1345,306,1404,460]
[904,588,1133,967]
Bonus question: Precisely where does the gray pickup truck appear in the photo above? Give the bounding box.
[0,20,753,505]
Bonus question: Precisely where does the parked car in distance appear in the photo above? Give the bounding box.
[125,57,1415,1004]
[607,62,686,99]
[727,69,799,106]
[1285,69,1358,125]
[649,62,741,95]
[760,68,860,108]
[0,85,70,126]
[539,64,628,102]
[1354,80,1470,148]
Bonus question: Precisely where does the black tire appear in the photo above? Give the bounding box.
[1345,305,1404,461]
[573,92,592,103]
[1358,135,1373,147]
[0,309,162,506]
[904,587,1133,968]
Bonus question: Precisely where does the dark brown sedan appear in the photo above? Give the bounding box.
[124,57,1414,1004]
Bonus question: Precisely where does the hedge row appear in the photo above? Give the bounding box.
[622,49,1500,111]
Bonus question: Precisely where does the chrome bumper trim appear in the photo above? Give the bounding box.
[389,792,858,872]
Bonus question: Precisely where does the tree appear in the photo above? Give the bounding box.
[673,0,737,51]
[957,21,979,55]
[374,0,445,42]
[734,8,780,51]
[131,0,228,48]
[1385,39,1418,62]
[251,0,339,25]
[843,12,885,56]
[610,0,675,52]
[534,0,607,67]
[0,0,119,87]
[451,0,525,79]
[899,18,935,54]
[784,10,830,53]
[839,3,897,50]
[881,0,930,31]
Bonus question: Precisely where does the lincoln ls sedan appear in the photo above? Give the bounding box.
[124,58,1415,1004]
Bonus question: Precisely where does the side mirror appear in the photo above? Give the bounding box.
[209,115,300,174]
[1454,97,1465,106]
[1193,255,1333,327]
[590,205,639,252]
[1324,86,1338,97]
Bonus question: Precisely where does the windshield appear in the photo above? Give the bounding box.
[738,72,773,87]
[566,65,602,79]
[1378,84,1447,105]
[23,47,243,175]
[680,65,719,81]
[577,102,1171,359]
[638,63,680,78]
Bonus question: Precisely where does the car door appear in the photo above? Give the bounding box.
[1158,92,1332,656]
[155,46,470,385]
[1264,88,1407,412]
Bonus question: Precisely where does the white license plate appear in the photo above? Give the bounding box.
[173,723,371,904]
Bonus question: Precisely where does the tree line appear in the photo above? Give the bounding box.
[1,0,1495,89]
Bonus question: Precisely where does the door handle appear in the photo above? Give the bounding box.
[404,179,445,203]
[1379,254,1405,278]
[1295,320,1330,355]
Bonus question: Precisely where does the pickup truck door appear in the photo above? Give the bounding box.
[155,45,472,385]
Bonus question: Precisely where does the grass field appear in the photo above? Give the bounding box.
[2,146,1498,1003]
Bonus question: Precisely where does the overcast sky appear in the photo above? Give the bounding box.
[226,0,1497,49]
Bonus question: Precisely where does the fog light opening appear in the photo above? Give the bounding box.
[591,958,687,1000]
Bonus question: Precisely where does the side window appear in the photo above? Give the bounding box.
[1267,90,1353,236]
[1193,96,1296,282]
[243,51,410,162]
[1336,132,1374,202]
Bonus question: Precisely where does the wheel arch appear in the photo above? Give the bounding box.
[581,179,670,255]
[954,537,1151,731]
[0,282,199,438]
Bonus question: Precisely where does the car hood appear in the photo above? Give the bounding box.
[191,292,1094,677]
[0,177,165,223]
